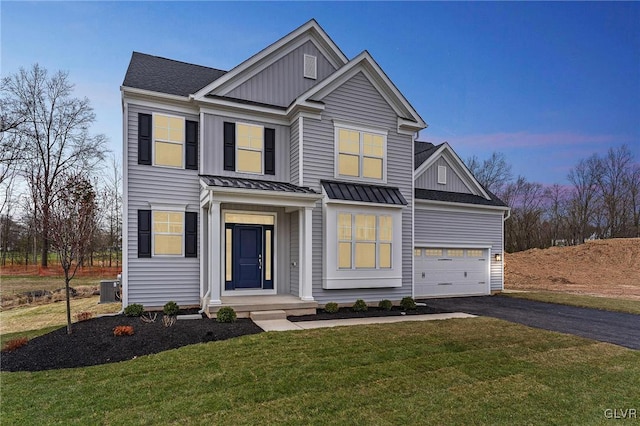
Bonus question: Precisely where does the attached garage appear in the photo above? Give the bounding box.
[414,247,490,297]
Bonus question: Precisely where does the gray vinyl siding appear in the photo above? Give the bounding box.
[290,117,299,185]
[415,156,473,194]
[414,207,504,291]
[126,104,200,308]
[225,41,337,107]
[303,71,414,304]
[201,114,290,182]
[289,212,299,296]
[221,204,291,294]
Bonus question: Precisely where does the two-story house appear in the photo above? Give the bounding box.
[121,20,509,316]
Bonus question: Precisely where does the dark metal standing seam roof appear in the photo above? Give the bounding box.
[321,180,407,205]
[200,175,317,194]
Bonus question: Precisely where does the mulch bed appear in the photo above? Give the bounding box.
[1,303,451,373]
[0,314,262,373]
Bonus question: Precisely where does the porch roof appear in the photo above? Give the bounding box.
[200,175,317,194]
[321,180,408,206]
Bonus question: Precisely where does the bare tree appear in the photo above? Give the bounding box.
[597,145,633,238]
[567,155,600,244]
[502,176,545,252]
[544,184,569,245]
[2,64,107,267]
[49,172,97,334]
[625,163,640,238]
[466,152,513,195]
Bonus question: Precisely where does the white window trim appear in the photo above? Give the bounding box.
[323,202,402,289]
[152,112,185,169]
[334,122,387,184]
[235,122,264,175]
[149,202,187,258]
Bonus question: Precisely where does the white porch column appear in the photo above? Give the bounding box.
[209,200,222,306]
[299,206,314,301]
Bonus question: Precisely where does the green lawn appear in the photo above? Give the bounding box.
[502,291,640,315]
[2,318,638,425]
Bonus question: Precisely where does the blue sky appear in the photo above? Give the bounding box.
[2,1,638,185]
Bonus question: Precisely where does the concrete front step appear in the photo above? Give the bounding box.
[249,310,287,321]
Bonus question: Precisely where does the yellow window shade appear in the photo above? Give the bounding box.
[379,216,392,242]
[224,213,274,225]
[265,230,272,281]
[338,242,352,269]
[225,228,232,281]
[155,141,183,167]
[363,133,384,157]
[338,213,352,240]
[338,154,359,176]
[362,157,383,179]
[379,243,391,268]
[355,242,375,268]
[154,235,182,255]
[237,149,262,173]
[338,129,360,154]
[355,214,376,241]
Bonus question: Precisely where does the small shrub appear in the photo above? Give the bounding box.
[324,302,339,313]
[74,311,94,322]
[378,299,393,311]
[124,303,144,317]
[352,299,368,312]
[2,337,28,352]
[113,325,134,336]
[163,301,180,316]
[400,296,417,311]
[216,306,237,323]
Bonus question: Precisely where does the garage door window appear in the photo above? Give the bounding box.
[414,249,422,257]
[424,249,442,257]
[447,249,464,257]
[467,249,483,257]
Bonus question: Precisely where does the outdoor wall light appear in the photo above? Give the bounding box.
[495,253,502,262]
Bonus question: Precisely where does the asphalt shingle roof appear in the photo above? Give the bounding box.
[321,180,407,205]
[122,52,227,96]
[415,188,508,207]
[414,141,441,169]
[200,175,317,194]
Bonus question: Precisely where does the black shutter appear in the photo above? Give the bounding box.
[223,122,235,171]
[185,212,197,258]
[138,113,152,165]
[264,128,275,175]
[138,210,151,258]
[185,120,198,170]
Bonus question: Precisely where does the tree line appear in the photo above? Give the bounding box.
[1,64,121,271]
[467,145,640,253]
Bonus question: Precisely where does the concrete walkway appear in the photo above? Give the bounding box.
[253,312,476,332]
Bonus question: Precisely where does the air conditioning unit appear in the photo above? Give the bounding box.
[100,280,121,303]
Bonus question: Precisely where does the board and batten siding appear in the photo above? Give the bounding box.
[225,41,337,108]
[415,156,473,194]
[201,114,290,182]
[126,104,201,307]
[302,71,414,304]
[414,207,504,291]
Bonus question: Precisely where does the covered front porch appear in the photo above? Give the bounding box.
[199,175,321,316]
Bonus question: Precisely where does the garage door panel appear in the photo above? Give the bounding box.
[414,247,489,297]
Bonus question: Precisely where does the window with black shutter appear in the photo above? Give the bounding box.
[223,122,236,171]
[138,114,152,165]
[185,120,198,170]
[138,210,151,258]
[185,212,198,258]
[264,128,275,175]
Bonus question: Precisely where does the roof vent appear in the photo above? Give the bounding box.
[304,54,317,79]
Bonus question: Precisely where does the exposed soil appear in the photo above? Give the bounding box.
[505,238,640,300]
[0,314,262,372]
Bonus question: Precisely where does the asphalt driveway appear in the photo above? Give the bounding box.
[421,295,640,350]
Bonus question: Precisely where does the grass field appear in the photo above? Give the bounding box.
[0,275,102,297]
[502,291,640,315]
[1,318,638,425]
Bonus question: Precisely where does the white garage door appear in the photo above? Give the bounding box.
[414,248,489,297]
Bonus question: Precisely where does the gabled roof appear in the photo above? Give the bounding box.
[415,188,507,208]
[122,52,226,96]
[193,19,349,100]
[200,175,317,194]
[291,51,426,131]
[414,141,441,169]
[321,180,407,206]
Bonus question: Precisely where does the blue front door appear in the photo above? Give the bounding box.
[233,225,263,289]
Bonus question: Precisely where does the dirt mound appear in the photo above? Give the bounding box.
[505,238,640,300]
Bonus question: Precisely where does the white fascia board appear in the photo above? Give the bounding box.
[413,143,490,200]
[293,51,426,129]
[398,117,426,135]
[148,202,189,211]
[414,198,509,214]
[198,102,290,126]
[123,94,198,116]
[192,20,348,100]
[324,198,405,210]
[414,242,492,249]
[121,99,129,307]
[205,186,321,207]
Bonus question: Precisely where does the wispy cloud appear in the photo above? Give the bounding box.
[425,131,633,150]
